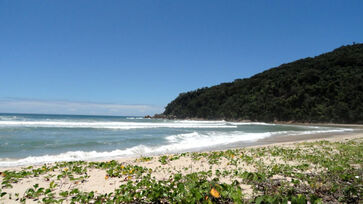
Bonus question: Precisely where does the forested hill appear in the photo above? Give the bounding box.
[162,44,363,123]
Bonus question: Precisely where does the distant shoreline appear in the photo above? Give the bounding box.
[149,115,363,128]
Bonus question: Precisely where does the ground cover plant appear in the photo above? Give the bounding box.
[0,137,362,203]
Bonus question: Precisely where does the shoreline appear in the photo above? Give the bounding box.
[0,126,360,170]
[0,126,361,170]
[0,130,361,171]
[150,115,363,127]
[1,131,362,203]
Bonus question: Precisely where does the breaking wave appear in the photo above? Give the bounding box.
[0,127,352,167]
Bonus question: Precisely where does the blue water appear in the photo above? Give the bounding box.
[0,113,352,167]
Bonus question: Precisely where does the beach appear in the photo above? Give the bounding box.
[0,113,357,167]
[1,130,362,203]
[2,1,363,202]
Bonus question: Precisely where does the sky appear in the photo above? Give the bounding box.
[0,0,362,116]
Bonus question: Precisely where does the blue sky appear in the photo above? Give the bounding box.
[1,0,362,115]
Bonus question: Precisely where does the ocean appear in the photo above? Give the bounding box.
[0,113,353,167]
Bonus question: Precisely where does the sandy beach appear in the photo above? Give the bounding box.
[1,130,362,203]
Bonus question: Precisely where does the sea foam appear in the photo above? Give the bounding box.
[0,127,352,167]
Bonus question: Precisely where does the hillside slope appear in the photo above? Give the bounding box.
[162,44,363,123]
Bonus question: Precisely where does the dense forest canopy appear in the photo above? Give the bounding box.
[162,44,363,123]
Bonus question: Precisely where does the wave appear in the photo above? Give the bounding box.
[173,120,227,123]
[0,116,19,121]
[226,122,274,126]
[0,131,269,167]
[126,117,144,120]
[166,131,272,146]
[0,127,352,167]
[0,148,142,167]
[289,128,353,135]
[0,120,237,129]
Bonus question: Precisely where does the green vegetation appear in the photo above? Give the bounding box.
[0,138,362,203]
[163,43,363,123]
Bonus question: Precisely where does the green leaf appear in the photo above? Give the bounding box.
[1,192,7,197]
[255,196,264,204]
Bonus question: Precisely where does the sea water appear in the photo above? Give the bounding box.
[0,113,352,167]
